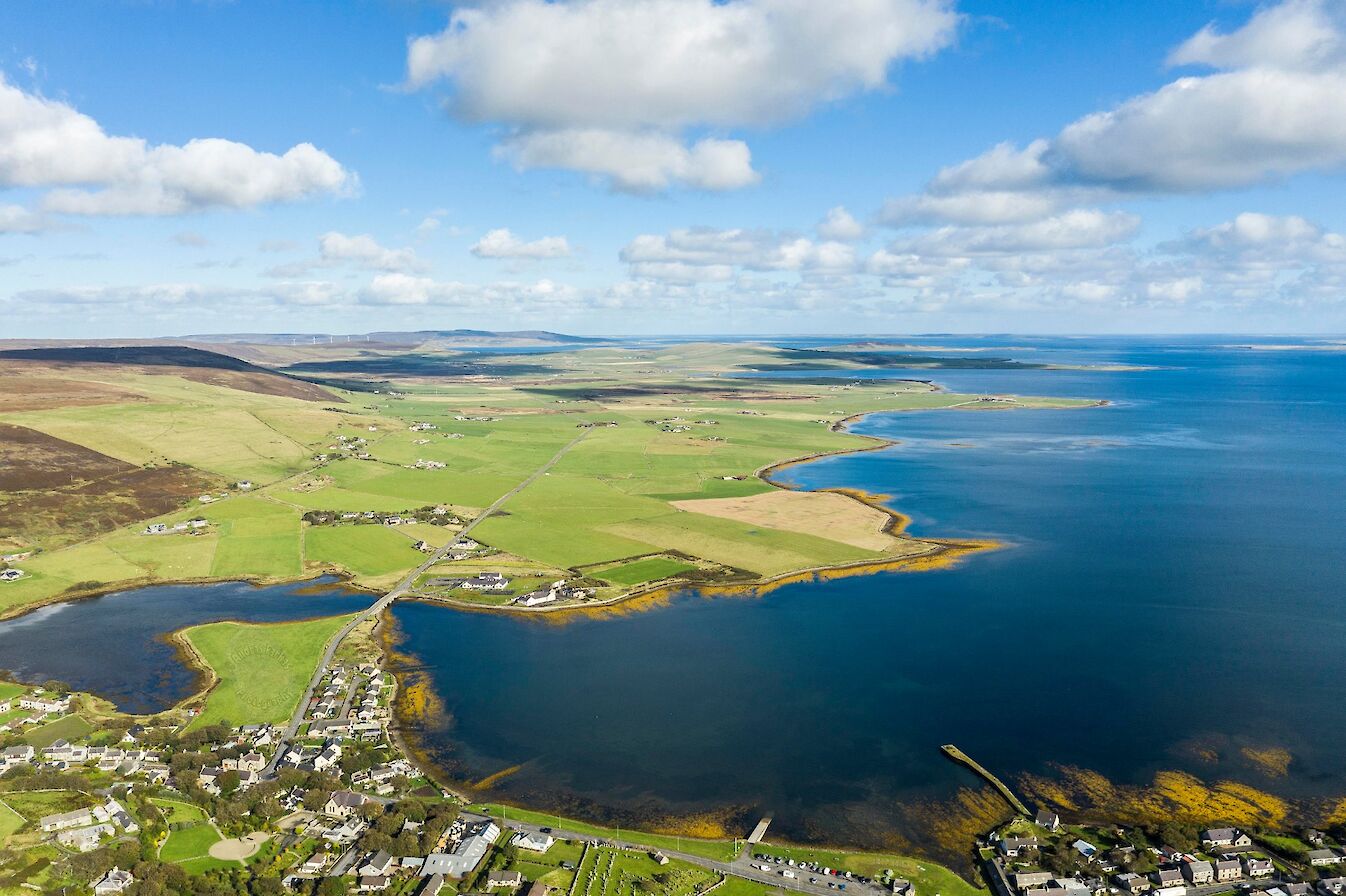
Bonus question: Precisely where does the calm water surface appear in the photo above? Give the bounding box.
[0,577,372,714]
[389,338,1346,846]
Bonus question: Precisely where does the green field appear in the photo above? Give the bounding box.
[572,846,718,896]
[151,797,208,825]
[184,613,358,728]
[20,714,93,748]
[0,342,1098,621]
[0,683,26,702]
[0,799,24,844]
[751,843,982,896]
[593,556,699,586]
[469,804,740,862]
[160,822,222,862]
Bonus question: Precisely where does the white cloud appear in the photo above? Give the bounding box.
[621,227,857,281]
[817,206,867,241]
[361,273,581,309]
[407,0,958,190]
[877,0,1346,235]
[173,231,210,248]
[499,129,758,193]
[470,227,572,259]
[0,74,353,216]
[0,203,48,233]
[318,232,421,271]
[902,209,1140,256]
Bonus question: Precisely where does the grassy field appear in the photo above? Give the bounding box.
[20,714,93,748]
[469,803,741,862]
[0,342,1098,620]
[572,846,719,896]
[0,682,27,702]
[151,797,208,825]
[184,613,358,728]
[594,556,699,586]
[751,843,982,896]
[0,799,24,845]
[160,822,222,862]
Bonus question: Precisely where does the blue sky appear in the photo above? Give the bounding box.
[3,0,1346,336]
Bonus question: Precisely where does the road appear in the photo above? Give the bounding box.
[265,430,589,773]
[464,812,886,896]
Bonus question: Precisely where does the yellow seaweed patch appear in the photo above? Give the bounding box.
[903,786,1015,859]
[474,764,525,790]
[1020,765,1291,829]
[1241,746,1292,778]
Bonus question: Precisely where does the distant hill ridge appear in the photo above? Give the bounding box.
[185,329,611,346]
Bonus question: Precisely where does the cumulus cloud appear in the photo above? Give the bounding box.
[877,0,1346,240]
[318,232,420,271]
[621,227,857,281]
[0,203,48,233]
[0,74,353,216]
[902,209,1141,256]
[407,0,958,190]
[173,231,210,248]
[817,206,867,241]
[470,228,572,259]
[361,273,581,310]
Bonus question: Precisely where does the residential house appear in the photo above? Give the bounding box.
[360,850,395,878]
[41,807,96,832]
[1036,810,1062,832]
[1182,862,1214,885]
[359,875,391,891]
[1319,880,1346,896]
[1214,860,1242,882]
[1013,872,1053,890]
[1073,840,1098,859]
[1310,850,1343,868]
[891,881,914,896]
[1201,829,1252,849]
[21,694,71,714]
[1243,857,1274,878]
[58,824,115,852]
[999,836,1039,858]
[1153,869,1184,888]
[1115,873,1150,894]
[512,830,555,852]
[300,851,330,875]
[325,790,370,819]
[94,867,135,894]
[487,871,525,889]
[419,874,447,896]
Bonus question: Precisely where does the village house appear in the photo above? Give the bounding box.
[1153,868,1184,888]
[512,830,555,852]
[93,867,135,894]
[1309,850,1344,868]
[1183,861,1214,885]
[487,871,525,890]
[58,823,116,851]
[1036,810,1061,832]
[325,789,371,819]
[360,850,396,877]
[1202,829,1253,849]
[41,807,97,832]
[1244,857,1274,878]
[1214,859,1242,882]
[21,694,70,714]
[1115,873,1150,893]
[999,836,1039,858]
[0,569,22,581]
[1319,878,1346,895]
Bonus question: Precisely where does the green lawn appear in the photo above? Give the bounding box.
[570,847,718,896]
[751,843,983,896]
[184,613,358,728]
[0,798,25,844]
[20,714,93,748]
[160,822,223,862]
[0,682,26,702]
[594,556,698,586]
[305,524,427,579]
[469,803,741,862]
[151,797,207,825]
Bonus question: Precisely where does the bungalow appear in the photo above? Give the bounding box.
[420,875,448,896]
[1202,829,1252,849]
[1115,873,1150,894]
[2,745,34,764]
[891,880,914,896]
[1243,857,1274,878]
[459,573,509,592]
[1214,860,1242,882]
[1013,873,1053,890]
[1182,862,1214,885]
[359,876,391,892]
[300,851,330,875]
[41,807,96,832]
[58,823,115,851]
[512,830,555,852]
[1036,810,1061,832]
[487,871,525,890]
[20,695,70,714]
[1319,879,1346,896]
[93,867,135,895]
[999,836,1039,858]
[237,481,254,490]
[1152,888,1186,896]
[0,569,22,581]
[1310,850,1344,868]
[1073,839,1098,859]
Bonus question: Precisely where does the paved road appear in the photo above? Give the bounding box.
[465,812,884,896]
[265,431,589,773]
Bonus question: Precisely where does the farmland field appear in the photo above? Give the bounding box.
[184,613,358,728]
[594,556,698,586]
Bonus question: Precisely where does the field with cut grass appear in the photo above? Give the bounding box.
[160,822,222,862]
[184,613,358,728]
[469,803,741,862]
[751,842,982,896]
[20,714,93,748]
